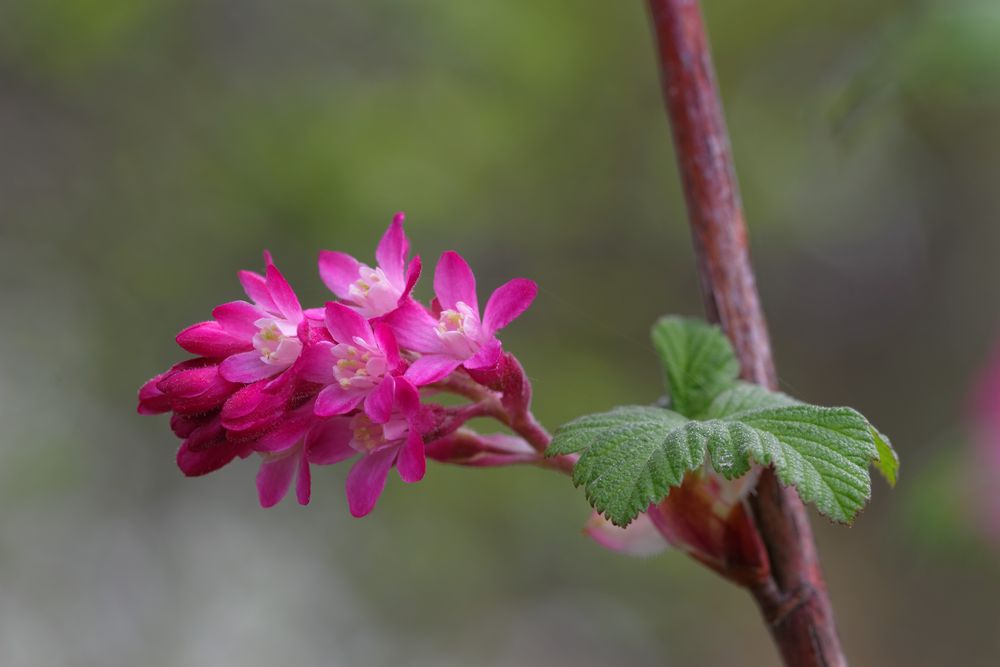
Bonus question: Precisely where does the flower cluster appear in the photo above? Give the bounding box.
[138,213,537,516]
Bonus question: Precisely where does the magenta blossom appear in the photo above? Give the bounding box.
[319,213,421,319]
[139,212,540,516]
[585,512,670,557]
[387,251,537,385]
[176,414,253,478]
[299,302,409,419]
[176,252,305,384]
[312,377,427,516]
[138,359,238,417]
[251,401,359,507]
[139,253,308,484]
[219,373,300,442]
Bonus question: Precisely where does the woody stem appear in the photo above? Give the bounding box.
[645,0,847,664]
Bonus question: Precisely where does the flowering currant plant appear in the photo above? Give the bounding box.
[138,214,898,569]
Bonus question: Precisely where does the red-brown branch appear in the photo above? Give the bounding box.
[645,1,846,665]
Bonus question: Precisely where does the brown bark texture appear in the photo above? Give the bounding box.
[644,1,847,665]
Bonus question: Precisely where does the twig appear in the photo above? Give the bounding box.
[645,1,846,664]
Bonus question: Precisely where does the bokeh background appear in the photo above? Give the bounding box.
[2,0,999,664]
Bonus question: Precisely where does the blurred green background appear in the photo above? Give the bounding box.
[2,0,999,664]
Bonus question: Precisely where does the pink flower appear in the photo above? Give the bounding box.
[175,414,253,477]
[318,213,421,319]
[176,252,305,384]
[251,401,359,507]
[584,512,670,557]
[386,251,537,385]
[305,377,427,517]
[139,213,540,516]
[298,302,408,419]
[139,254,308,484]
[220,373,300,441]
[138,359,239,416]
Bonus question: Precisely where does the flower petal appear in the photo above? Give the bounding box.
[404,354,461,386]
[177,419,245,476]
[256,451,299,508]
[170,413,205,438]
[138,372,171,415]
[375,212,409,286]
[345,447,397,517]
[364,376,396,424]
[184,416,227,452]
[221,381,267,421]
[239,269,277,312]
[298,341,336,384]
[324,302,373,346]
[381,299,442,352]
[306,417,357,465]
[177,440,243,477]
[265,260,303,322]
[213,301,266,339]
[314,384,363,417]
[157,363,238,416]
[157,364,218,398]
[372,322,401,370]
[318,250,361,300]
[402,255,421,301]
[463,338,502,371]
[394,376,421,416]
[221,379,295,436]
[298,317,332,345]
[396,429,425,483]
[434,251,477,312]
[220,351,284,383]
[584,512,670,557]
[481,278,537,335]
[296,453,312,505]
[255,407,312,453]
[263,363,296,394]
[176,321,251,357]
[163,370,238,415]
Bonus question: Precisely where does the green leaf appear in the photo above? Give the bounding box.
[703,381,800,418]
[546,406,694,526]
[650,316,740,418]
[870,427,899,487]
[549,401,884,526]
[719,406,878,524]
[553,315,897,527]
